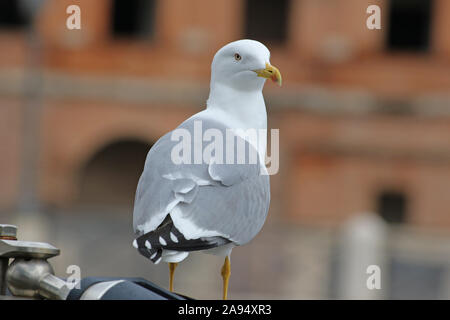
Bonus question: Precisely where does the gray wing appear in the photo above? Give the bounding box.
[133,117,270,247]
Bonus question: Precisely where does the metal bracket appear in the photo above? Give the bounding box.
[0,239,60,260]
[0,224,71,300]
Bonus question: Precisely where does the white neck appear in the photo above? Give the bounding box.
[201,83,268,162]
[206,83,267,131]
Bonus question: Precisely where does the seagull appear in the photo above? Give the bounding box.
[132,39,281,299]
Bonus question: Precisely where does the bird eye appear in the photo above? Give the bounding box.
[234,53,242,61]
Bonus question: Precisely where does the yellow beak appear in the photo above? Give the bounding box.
[254,63,282,86]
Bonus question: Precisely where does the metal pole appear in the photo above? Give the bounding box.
[337,213,388,299]
[17,4,44,214]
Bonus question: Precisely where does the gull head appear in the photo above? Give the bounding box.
[210,39,282,92]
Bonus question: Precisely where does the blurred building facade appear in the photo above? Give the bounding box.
[0,0,449,299]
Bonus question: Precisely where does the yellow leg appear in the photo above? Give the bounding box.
[221,256,231,300]
[169,262,178,292]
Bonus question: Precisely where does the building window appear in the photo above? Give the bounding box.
[111,0,156,39]
[244,0,290,44]
[377,191,407,224]
[387,0,433,52]
[0,0,30,29]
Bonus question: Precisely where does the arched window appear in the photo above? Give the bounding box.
[77,139,151,207]
[377,190,408,224]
